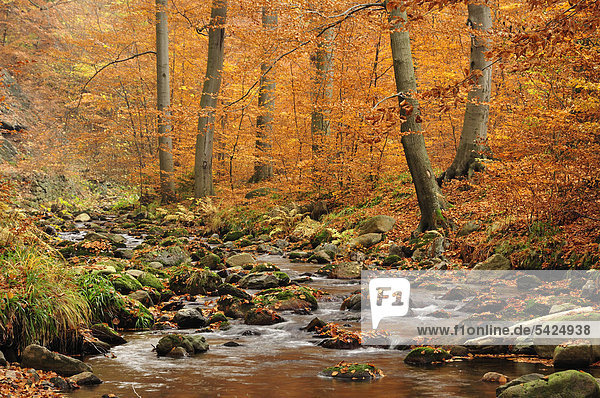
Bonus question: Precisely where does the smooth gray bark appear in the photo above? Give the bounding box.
[194,0,227,198]
[156,0,175,202]
[249,6,277,183]
[444,3,492,181]
[310,27,335,153]
[389,6,446,232]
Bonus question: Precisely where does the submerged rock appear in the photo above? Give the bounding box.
[321,362,384,381]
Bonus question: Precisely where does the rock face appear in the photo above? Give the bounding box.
[358,215,396,235]
[473,254,511,270]
[404,347,451,365]
[496,370,600,397]
[155,334,209,357]
[20,345,92,376]
[553,344,594,368]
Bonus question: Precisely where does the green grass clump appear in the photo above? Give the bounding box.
[0,249,89,351]
[76,272,127,324]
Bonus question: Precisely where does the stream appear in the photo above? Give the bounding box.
[58,229,593,397]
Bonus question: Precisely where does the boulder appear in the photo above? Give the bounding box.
[225,253,256,268]
[128,290,154,308]
[457,221,480,237]
[144,246,191,267]
[217,283,252,300]
[169,267,221,295]
[74,213,91,223]
[0,350,7,367]
[329,262,363,279]
[497,370,600,397]
[244,308,285,325]
[496,374,546,396]
[482,372,509,383]
[199,253,224,270]
[137,272,164,290]
[238,273,280,290]
[112,274,143,294]
[340,294,361,311]
[173,308,208,329]
[155,334,209,357]
[90,323,127,345]
[411,230,445,261]
[474,254,511,270]
[553,343,594,368]
[304,317,327,332]
[69,372,102,386]
[20,344,92,376]
[357,215,396,235]
[349,233,382,248]
[404,347,451,365]
[321,362,384,381]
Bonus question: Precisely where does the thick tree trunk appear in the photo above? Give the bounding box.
[249,6,277,183]
[444,3,492,181]
[389,6,446,232]
[310,27,334,154]
[194,0,227,198]
[156,0,175,202]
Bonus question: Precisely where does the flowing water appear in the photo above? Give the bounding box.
[60,231,594,397]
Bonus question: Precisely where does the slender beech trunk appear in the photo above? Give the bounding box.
[249,6,277,183]
[194,0,227,198]
[443,2,492,181]
[310,27,335,154]
[156,0,175,202]
[389,5,446,233]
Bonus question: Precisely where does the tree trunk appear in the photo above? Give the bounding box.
[389,5,446,232]
[249,6,277,183]
[310,27,335,154]
[156,0,175,202]
[194,0,227,198]
[443,2,492,181]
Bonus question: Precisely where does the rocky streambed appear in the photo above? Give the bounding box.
[25,208,600,397]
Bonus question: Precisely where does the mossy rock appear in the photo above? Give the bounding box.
[111,273,143,294]
[90,323,127,346]
[209,312,228,324]
[254,286,318,311]
[244,307,285,325]
[238,238,253,247]
[383,255,402,267]
[273,271,290,286]
[169,265,221,295]
[163,228,188,238]
[137,272,164,290]
[311,229,333,248]
[199,253,224,270]
[155,334,208,357]
[321,362,384,381]
[497,370,600,397]
[224,231,245,242]
[404,347,451,365]
[217,295,255,319]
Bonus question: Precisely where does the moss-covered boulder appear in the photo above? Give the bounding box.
[474,253,511,270]
[249,263,280,273]
[142,246,191,267]
[404,347,451,365]
[553,343,594,368]
[111,273,143,294]
[238,272,280,290]
[224,231,245,242]
[217,295,255,319]
[90,323,127,346]
[199,253,224,270]
[169,265,221,295]
[137,272,164,290]
[155,334,209,357]
[321,362,384,381]
[244,307,285,325]
[311,229,333,248]
[217,283,252,300]
[497,370,600,397]
[253,286,318,311]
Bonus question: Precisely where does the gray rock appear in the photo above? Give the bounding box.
[457,221,480,237]
[329,262,363,279]
[90,323,127,345]
[217,283,252,300]
[554,343,594,368]
[128,290,154,308]
[125,269,144,279]
[173,308,208,329]
[69,372,102,386]
[74,213,91,222]
[0,350,7,367]
[225,253,256,268]
[349,233,382,248]
[144,246,191,267]
[473,254,511,270]
[147,261,164,269]
[20,344,92,376]
[238,272,279,290]
[534,345,557,359]
[166,346,188,358]
[517,274,542,290]
[358,215,396,235]
[308,250,332,264]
